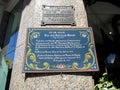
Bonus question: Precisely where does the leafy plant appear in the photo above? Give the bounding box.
[94,72,120,90]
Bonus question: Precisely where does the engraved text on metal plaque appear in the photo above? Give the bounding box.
[41,5,75,25]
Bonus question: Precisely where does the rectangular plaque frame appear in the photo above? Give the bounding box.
[23,27,99,73]
[41,5,75,26]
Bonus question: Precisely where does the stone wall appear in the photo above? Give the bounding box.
[9,0,94,90]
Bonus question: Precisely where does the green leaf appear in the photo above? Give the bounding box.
[99,77,104,83]
[103,73,107,76]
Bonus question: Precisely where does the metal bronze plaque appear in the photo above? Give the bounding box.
[41,5,75,25]
[23,28,99,73]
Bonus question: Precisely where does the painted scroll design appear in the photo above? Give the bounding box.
[25,30,96,71]
[72,31,96,70]
[25,30,49,70]
[25,45,50,70]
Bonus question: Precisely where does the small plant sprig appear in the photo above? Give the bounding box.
[94,72,120,90]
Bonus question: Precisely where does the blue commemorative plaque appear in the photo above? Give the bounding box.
[23,28,99,73]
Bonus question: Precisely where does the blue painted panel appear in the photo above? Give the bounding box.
[7,31,18,62]
[23,28,99,73]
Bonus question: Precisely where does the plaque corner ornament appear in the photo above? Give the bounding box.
[25,45,50,71]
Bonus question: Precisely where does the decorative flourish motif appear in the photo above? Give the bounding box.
[51,64,71,70]
[56,64,66,69]
[80,31,89,45]
[30,32,40,45]
[25,45,49,70]
[25,30,49,70]
[72,62,78,69]
[72,31,95,70]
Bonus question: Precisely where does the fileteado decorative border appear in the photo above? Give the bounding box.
[23,27,99,73]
